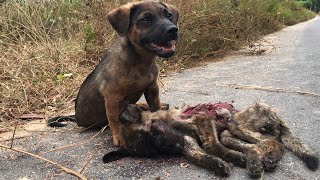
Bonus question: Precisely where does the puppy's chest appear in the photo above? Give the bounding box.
[121,74,155,103]
[119,72,155,91]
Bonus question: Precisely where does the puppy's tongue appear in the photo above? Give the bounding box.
[151,41,176,52]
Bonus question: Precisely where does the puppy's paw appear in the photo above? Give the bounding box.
[160,103,170,110]
[135,102,169,111]
[112,135,122,147]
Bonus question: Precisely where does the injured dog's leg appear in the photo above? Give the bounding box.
[257,138,285,171]
[193,114,246,168]
[227,120,262,144]
[182,135,231,176]
[220,130,263,177]
[232,103,318,171]
[221,130,285,176]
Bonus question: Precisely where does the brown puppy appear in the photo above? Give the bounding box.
[48,1,179,146]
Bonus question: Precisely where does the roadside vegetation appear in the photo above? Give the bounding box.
[0,0,316,126]
[296,0,320,12]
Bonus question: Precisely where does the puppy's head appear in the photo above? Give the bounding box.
[107,1,179,58]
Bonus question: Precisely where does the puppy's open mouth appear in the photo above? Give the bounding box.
[146,40,176,58]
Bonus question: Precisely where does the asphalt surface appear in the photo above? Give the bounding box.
[1,16,320,180]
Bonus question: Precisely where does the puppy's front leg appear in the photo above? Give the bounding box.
[105,99,123,146]
[144,81,160,112]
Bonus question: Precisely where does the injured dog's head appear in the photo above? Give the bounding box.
[103,104,184,163]
[233,103,282,138]
[107,1,179,58]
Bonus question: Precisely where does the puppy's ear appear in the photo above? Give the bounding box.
[107,3,134,36]
[161,3,180,25]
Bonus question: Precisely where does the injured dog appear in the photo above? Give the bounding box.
[103,104,245,176]
[103,103,319,177]
[221,103,319,174]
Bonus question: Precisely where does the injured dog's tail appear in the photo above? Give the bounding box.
[103,149,131,163]
[280,120,319,171]
[47,115,75,127]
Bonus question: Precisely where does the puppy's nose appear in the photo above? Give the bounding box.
[166,26,178,38]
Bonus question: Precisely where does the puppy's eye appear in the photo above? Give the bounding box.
[167,12,173,20]
[140,16,151,22]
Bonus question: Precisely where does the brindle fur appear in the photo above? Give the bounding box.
[48,1,179,146]
[192,114,246,168]
[103,104,233,176]
[104,103,318,177]
[220,130,284,177]
[225,103,319,172]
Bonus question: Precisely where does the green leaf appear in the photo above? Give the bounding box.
[56,73,73,81]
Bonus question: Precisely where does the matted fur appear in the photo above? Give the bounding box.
[103,102,318,177]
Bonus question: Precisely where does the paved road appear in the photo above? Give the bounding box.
[1,16,319,179]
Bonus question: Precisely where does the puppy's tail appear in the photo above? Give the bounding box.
[280,120,319,171]
[102,149,130,163]
[47,115,75,127]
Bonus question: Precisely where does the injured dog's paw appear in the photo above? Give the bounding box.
[206,156,231,176]
[246,150,264,178]
[260,140,284,171]
[191,153,231,177]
